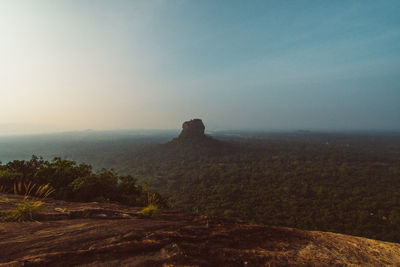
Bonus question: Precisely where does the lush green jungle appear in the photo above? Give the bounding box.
[0,155,165,207]
[1,131,399,243]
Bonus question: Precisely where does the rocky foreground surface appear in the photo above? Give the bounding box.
[1,194,400,266]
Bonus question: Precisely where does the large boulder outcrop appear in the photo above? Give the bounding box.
[179,119,205,139]
[2,193,400,266]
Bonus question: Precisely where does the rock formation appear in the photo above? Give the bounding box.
[1,193,400,266]
[179,119,206,139]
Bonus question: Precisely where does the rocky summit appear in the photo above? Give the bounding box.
[1,193,400,266]
[170,118,225,149]
[179,119,206,139]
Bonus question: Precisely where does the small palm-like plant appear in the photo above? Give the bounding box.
[3,200,44,222]
[138,204,158,217]
[1,182,54,222]
[139,183,161,217]
[13,181,55,199]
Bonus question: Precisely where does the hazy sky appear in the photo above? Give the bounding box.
[1,0,399,134]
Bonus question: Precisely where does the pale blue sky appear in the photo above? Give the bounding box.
[1,0,399,134]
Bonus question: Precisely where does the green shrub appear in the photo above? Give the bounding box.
[2,200,43,222]
[138,204,159,217]
[1,182,54,222]
[1,156,165,207]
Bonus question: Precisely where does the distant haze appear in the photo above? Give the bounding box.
[1,0,400,135]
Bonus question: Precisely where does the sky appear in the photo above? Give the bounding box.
[1,0,399,134]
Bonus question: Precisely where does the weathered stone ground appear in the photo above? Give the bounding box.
[1,193,400,266]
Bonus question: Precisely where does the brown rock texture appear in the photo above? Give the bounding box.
[1,193,400,267]
[179,119,205,138]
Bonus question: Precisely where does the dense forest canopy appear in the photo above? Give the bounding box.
[122,132,400,243]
